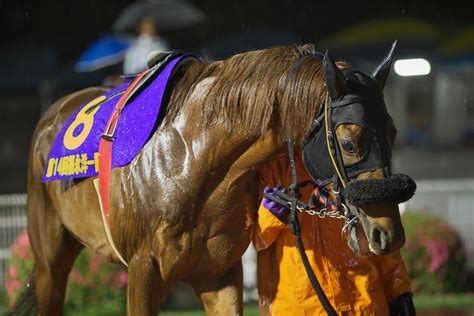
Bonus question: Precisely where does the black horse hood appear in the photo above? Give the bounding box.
[302,70,392,186]
[301,43,416,206]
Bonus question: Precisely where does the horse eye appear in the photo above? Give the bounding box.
[341,141,355,153]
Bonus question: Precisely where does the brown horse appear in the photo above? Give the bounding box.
[15,44,408,315]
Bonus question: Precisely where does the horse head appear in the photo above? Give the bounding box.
[302,42,416,256]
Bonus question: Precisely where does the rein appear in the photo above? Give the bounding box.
[286,139,338,316]
[283,138,360,316]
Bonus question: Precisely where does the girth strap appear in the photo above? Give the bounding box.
[97,52,190,266]
[99,68,150,227]
[97,69,149,267]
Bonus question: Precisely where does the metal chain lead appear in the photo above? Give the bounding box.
[293,203,346,219]
[288,200,358,237]
[289,199,357,239]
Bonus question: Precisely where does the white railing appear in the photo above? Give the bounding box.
[0,181,473,288]
[403,178,474,268]
[0,193,27,286]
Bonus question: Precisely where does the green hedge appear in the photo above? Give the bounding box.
[5,230,127,313]
[401,211,467,294]
[4,213,469,311]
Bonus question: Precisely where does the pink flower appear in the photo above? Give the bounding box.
[17,232,30,247]
[7,266,18,278]
[90,255,101,273]
[17,247,32,260]
[425,239,450,272]
[5,279,21,297]
[112,271,128,289]
[69,270,90,287]
[10,231,32,260]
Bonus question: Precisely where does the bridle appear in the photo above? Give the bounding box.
[264,50,416,314]
[263,56,372,316]
[265,93,361,235]
[262,42,418,314]
[264,93,361,316]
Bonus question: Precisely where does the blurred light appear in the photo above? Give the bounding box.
[394,58,431,76]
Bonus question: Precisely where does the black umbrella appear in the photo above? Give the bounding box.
[112,0,206,34]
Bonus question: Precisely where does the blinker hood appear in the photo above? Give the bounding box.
[301,44,416,206]
[301,77,417,205]
[302,70,392,187]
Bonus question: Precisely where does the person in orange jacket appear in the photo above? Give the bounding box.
[254,151,415,316]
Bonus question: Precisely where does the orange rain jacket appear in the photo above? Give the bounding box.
[254,152,412,316]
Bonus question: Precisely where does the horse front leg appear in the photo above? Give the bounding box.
[127,252,163,315]
[192,260,244,316]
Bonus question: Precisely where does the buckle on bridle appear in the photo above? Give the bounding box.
[341,203,359,236]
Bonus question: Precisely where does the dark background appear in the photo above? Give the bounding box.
[0,0,473,193]
[1,0,472,63]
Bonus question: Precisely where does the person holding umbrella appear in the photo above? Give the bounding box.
[123,16,169,75]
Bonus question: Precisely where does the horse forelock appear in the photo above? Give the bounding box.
[165,45,329,143]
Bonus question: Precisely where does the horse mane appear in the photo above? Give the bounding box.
[165,44,330,144]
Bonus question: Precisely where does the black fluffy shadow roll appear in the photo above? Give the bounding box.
[343,174,417,206]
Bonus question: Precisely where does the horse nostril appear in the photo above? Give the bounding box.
[372,228,381,246]
[371,227,388,251]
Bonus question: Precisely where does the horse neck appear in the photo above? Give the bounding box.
[168,108,284,190]
[232,129,288,172]
[194,125,284,175]
[170,56,327,177]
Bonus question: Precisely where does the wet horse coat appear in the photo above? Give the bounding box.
[19,44,407,315]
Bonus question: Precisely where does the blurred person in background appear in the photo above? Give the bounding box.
[123,16,169,75]
[254,151,415,315]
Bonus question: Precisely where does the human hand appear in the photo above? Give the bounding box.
[263,187,288,216]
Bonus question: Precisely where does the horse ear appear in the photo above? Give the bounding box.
[372,40,397,89]
[323,50,346,100]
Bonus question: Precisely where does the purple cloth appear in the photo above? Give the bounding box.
[42,56,186,182]
[263,187,287,216]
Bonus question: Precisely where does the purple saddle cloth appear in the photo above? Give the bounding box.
[42,55,186,182]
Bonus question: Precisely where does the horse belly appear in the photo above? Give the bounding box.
[48,179,119,262]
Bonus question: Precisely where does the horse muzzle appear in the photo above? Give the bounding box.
[341,174,414,255]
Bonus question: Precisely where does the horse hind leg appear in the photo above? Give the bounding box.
[27,184,83,316]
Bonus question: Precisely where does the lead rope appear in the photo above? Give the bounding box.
[287,139,338,316]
